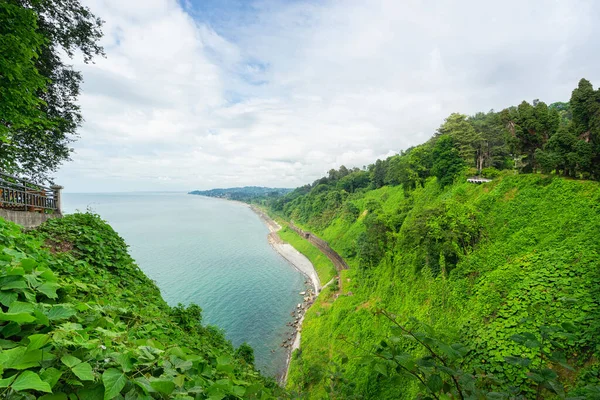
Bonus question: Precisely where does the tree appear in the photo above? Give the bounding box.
[370,159,388,189]
[569,78,600,178]
[235,343,255,366]
[431,135,464,187]
[385,145,432,192]
[501,101,560,173]
[0,2,50,143]
[338,170,370,193]
[535,125,593,176]
[437,113,481,168]
[357,212,389,270]
[469,111,510,171]
[0,0,104,181]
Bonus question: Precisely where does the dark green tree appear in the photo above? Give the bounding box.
[337,169,370,193]
[0,0,104,181]
[469,111,510,171]
[235,342,255,366]
[501,101,560,173]
[569,78,600,178]
[0,2,49,144]
[437,113,481,167]
[370,159,388,189]
[385,145,432,192]
[431,135,464,187]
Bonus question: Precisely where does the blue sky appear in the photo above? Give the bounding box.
[57,0,600,192]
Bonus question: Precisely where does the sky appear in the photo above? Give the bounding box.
[56,0,600,192]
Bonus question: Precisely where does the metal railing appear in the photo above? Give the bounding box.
[0,171,62,214]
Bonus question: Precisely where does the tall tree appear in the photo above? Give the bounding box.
[570,78,600,178]
[469,111,509,171]
[436,113,481,168]
[0,2,49,143]
[501,101,560,172]
[0,0,104,181]
[431,135,464,187]
[370,159,388,189]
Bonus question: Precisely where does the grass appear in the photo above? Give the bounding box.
[279,174,600,399]
[277,226,337,285]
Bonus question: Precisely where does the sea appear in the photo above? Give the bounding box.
[62,192,307,378]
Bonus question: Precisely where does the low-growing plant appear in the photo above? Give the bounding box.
[0,213,281,399]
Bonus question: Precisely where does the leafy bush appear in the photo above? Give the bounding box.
[0,213,280,399]
[481,167,501,178]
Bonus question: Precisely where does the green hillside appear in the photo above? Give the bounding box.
[0,213,280,399]
[276,174,600,399]
[261,78,600,399]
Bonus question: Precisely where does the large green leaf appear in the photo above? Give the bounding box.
[27,334,50,350]
[1,280,27,290]
[0,291,17,307]
[6,266,25,276]
[133,376,155,394]
[216,355,234,373]
[0,311,36,324]
[8,300,34,314]
[102,368,127,400]
[34,309,50,326]
[149,379,175,395]
[0,375,16,388]
[40,367,63,388]
[426,374,443,392]
[39,394,68,400]
[76,385,105,400]
[37,282,59,299]
[72,362,94,381]
[46,304,76,320]
[19,258,37,272]
[61,354,82,368]
[0,321,21,338]
[0,346,54,369]
[12,371,52,392]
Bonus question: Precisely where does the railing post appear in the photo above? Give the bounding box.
[50,185,63,215]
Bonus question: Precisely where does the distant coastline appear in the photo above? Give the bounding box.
[188,186,292,203]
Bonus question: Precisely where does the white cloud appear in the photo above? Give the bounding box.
[57,0,600,192]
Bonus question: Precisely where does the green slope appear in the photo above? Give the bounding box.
[281,174,600,399]
[0,213,280,399]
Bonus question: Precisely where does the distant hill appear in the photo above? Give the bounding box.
[188,186,293,202]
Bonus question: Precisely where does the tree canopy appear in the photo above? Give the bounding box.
[0,0,104,182]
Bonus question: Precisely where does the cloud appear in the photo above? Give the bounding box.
[57,0,600,192]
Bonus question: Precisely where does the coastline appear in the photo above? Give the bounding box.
[190,194,320,383]
[250,205,321,385]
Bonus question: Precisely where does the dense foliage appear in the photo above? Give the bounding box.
[268,79,600,220]
[266,83,600,398]
[0,0,104,181]
[0,213,280,399]
[275,174,600,399]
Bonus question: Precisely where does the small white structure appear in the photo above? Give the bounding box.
[467,177,492,184]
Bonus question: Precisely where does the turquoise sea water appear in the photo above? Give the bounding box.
[62,192,307,377]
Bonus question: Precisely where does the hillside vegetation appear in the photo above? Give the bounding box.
[189,187,292,202]
[266,79,600,399]
[278,174,600,399]
[0,213,280,399]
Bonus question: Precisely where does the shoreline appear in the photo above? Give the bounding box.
[189,194,320,384]
[250,205,321,385]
